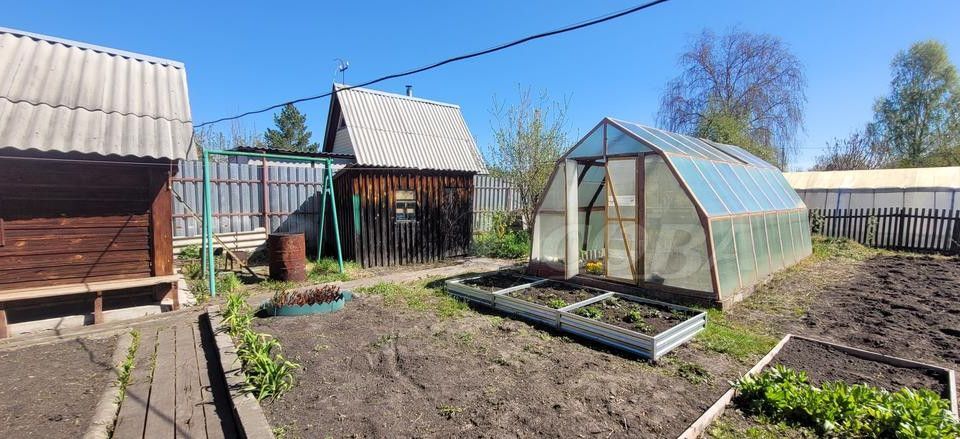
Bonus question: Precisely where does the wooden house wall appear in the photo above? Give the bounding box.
[329,169,475,268]
[0,155,174,290]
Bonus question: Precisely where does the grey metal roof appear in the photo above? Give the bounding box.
[0,27,192,160]
[330,84,487,173]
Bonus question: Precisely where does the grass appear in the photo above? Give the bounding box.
[708,417,815,439]
[696,308,778,362]
[809,235,884,262]
[115,329,141,402]
[356,278,469,320]
[437,404,464,419]
[307,258,361,283]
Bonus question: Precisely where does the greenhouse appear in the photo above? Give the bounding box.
[530,118,812,305]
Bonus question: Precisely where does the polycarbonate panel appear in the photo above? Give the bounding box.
[694,160,748,213]
[685,136,736,161]
[670,156,729,216]
[710,141,775,168]
[766,212,785,270]
[741,166,789,210]
[733,216,758,287]
[614,121,689,155]
[798,210,812,256]
[643,127,708,159]
[779,212,796,264]
[606,124,653,155]
[644,155,712,292]
[606,219,637,281]
[789,211,804,261]
[539,162,566,211]
[532,212,566,272]
[751,215,771,278]
[848,192,875,209]
[606,159,637,219]
[566,125,603,158]
[767,170,805,208]
[711,218,740,297]
[716,163,764,211]
[578,165,606,208]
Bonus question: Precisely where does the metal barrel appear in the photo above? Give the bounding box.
[268,233,307,282]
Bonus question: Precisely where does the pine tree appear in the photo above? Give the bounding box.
[263,104,319,152]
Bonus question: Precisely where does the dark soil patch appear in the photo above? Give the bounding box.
[770,338,949,397]
[505,281,599,308]
[254,293,741,438]
[783,255,960,368]
[574,296,692,336]
[0,335,117,439]
[461,271,532,292]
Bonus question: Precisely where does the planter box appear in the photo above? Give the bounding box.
[444,272,547,306]
[491,286,601,328]
[559,293,706,360]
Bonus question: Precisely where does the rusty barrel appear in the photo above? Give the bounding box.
[268,233,307,282]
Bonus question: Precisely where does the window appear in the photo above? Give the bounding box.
[396,190,417,222]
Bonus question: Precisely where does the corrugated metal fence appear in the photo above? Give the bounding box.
[810,208,960,254]
[171,161,328,245]
[171,162,519,243]
[473,174,520,233]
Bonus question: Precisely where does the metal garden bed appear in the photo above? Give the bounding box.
[559,293,706,360]
[445,273,706,360]
[444,272,547,306]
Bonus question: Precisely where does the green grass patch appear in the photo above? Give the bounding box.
[810,235,883,262]
[308,258,361,283]
[696,309,778,362]
[115,329,141,402]
[708,417,814,439]
[356,279,469,320]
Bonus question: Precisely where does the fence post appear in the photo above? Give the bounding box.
[261,157,270,232]
[951,210,960,255]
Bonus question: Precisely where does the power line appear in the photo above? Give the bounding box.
[194,0,673,129]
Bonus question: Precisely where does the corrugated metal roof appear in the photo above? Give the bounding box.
[0,27,192,160]
[785,167,960,190]
[331,84,487,173]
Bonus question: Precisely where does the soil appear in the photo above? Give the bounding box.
[575,297,693,336]
[254,294,742,438]
[770,338,949,397]
[505,281,599,308]
[461,271,532,292]
[0,335,118,439]
[785,255,960,368]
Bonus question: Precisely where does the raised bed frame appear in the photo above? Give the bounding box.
[445,274,706,360]
[679,334,959,439]
[445,272,547,306]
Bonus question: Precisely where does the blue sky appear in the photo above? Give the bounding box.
[5,0,960,170]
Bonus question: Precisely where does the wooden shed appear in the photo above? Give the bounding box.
[0,27,191,337]
[321,85,488,267]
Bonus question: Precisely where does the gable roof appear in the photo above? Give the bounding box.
[322,84,487,173]
[0,27,192,160]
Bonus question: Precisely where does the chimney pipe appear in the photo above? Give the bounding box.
[405,85,413,97]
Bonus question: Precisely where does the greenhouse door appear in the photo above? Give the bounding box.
[605,158,640,283]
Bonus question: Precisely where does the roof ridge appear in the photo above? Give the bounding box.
[0,26,184,68]
[334,83,461,108]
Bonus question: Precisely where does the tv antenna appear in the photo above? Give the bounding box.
[334,58,349,83]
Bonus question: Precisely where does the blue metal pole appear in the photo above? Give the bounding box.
[201,150,217,297]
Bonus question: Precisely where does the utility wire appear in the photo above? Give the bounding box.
[194,0,673,129]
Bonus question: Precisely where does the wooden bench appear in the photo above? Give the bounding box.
[0,274,181,338]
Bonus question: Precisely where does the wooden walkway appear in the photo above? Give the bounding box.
[113,317,237,438]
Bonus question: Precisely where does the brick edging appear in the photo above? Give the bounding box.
[203,305,274,439]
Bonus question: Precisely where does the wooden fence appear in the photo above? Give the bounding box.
[809,208,960,254]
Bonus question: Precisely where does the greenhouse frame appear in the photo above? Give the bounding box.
[529,118,812,305]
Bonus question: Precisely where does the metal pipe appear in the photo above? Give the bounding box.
[326,160,345,273]
[203,149,333,164]
[202,150,217,296]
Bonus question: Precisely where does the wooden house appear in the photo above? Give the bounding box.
[321,85,488,267]
[0,27,191,337]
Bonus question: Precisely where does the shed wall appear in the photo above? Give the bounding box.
[331,169,474,268]
[0,154,173,290]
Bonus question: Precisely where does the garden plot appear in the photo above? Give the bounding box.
[561,293,706,360]
[447,273,705,359]
[445,271,545,305]
[695,335,958,438]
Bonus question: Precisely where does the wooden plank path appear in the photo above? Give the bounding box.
[113,319,237,438]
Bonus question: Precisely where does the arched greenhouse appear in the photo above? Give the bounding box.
[529,118,812,306]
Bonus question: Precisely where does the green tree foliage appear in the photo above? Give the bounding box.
[657,29,807,169]
[264,104,319,152]
[488,87,569,231]
[873,40,960,167]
